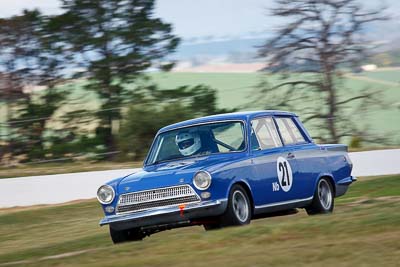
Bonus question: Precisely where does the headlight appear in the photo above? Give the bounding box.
[97,185,115,204]
[193,171,212,190]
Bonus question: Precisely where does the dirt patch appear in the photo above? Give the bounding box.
[0,249,100,266]
[40,249,99,260]
[0,260,32,266]
[343,196,400,207]
[344,74,399,86]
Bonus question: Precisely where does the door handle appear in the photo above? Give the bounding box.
[287,152,295,159]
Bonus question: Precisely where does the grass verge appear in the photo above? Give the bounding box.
[0,175,399,266]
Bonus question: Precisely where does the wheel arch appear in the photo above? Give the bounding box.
[316,174,336,196]
[229,180,255,216]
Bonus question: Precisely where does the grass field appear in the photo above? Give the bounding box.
[0,175,399,266]
[42,70,400,144]
[1,70,399,149]
[151,71,400,144]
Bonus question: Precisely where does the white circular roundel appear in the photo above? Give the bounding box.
[276,156,293,192]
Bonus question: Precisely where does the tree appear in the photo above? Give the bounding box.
[258,0,387,143]
[0,73,25,162]
[118,85,234,159]
[0,10,69,162]
[52,0,180,153]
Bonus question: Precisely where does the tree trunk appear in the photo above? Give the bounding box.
[2,101,11,164]
[323,68,339,143]
[107,110,116,153]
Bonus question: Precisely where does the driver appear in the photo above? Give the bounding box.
[175,131,201,156]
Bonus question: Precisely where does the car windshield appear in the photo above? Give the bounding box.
[146,121,245,165]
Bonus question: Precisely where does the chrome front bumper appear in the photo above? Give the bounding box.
[100,199,228,230]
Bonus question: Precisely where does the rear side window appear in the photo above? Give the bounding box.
[251,117,282,150]
[275,117,306,145]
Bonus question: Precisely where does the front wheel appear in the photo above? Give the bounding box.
[306,177,334,215]
[220,184,252,226]
[109,226,144,244]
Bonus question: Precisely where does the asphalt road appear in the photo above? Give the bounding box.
[0,149,399,208]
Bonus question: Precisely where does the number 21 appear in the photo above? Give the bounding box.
[279,162,290,186]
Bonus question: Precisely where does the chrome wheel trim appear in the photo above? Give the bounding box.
[318,179,332,210]
[232,190,249,222]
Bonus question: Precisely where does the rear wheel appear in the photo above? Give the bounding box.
[109,226,144,244]
[221,184,251,226]
[306,177,334,215]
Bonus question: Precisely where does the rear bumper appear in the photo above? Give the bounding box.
[100,199,228,230]
[336,175,357,197]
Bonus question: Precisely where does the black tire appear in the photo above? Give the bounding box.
[306,177,334,215]
[109,226,144,244]
[220,184,252,226]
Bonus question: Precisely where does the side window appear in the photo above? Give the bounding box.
[275,117,306,145]
[251,117,282,150]
[212,122,245,152]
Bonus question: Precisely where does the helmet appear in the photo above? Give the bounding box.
[175,132,201,156]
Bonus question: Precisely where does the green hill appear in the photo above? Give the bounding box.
[151,71,400,144]
[1,70,399,145]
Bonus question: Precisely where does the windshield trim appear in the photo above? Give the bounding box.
[144,119,248,166]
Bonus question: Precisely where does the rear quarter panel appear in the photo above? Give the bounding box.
[295,143,352,196]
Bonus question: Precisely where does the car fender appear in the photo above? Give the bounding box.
[226,177,255,211]
[313,172,336,195]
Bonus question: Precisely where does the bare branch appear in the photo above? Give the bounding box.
[270,80,322,90]
[336,93,374,106]
[257,0,388,143]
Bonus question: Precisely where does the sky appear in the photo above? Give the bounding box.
[155,0,279,40]
[0,0,399,43]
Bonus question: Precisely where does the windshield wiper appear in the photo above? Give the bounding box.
[149,156,185,166]
[148,159,165,166]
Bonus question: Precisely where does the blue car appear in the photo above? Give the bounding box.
[97,110,356,243]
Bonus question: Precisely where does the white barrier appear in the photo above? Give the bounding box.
[0,169,139,208]
[349,149,400,176]
[0,149,399,208]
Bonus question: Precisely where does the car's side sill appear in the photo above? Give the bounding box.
[253,196,313,215]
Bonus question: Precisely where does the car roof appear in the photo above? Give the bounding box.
[159,110,297,133]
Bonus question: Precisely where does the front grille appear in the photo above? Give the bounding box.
[116,185,200,214]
